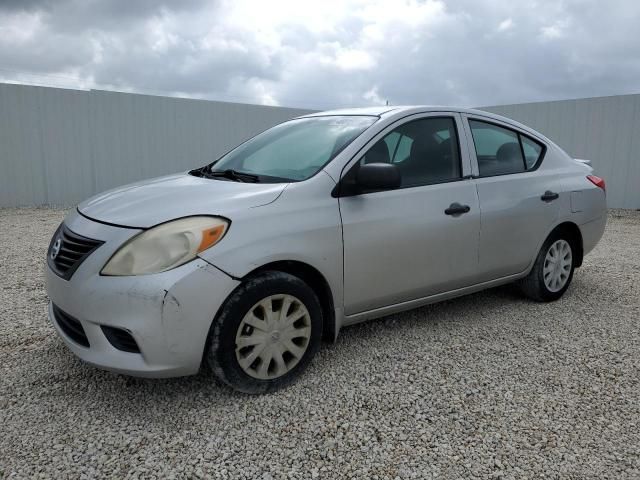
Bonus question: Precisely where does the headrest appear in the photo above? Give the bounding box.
[409,134,439,161]
[496,142,522,164]
[364,140,391,164]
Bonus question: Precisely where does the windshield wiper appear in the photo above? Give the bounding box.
[189,166,209,178]
[204,168,259,183]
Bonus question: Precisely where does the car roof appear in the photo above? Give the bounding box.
[301,106,401,117]
[301,105,504,118]
[299,105,555,148]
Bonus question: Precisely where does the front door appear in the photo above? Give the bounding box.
[339,114,480,316]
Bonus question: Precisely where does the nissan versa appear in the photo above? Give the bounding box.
[46,106,607,393]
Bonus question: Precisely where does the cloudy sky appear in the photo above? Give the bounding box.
[0,0,639,109]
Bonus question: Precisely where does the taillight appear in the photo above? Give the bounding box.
[587,175,605,192]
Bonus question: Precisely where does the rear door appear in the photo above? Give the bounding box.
[339,113,481,315]
[462,115,561,281]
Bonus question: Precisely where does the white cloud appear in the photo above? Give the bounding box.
[540,20,569,40]
[363,86,385,105]
[0,10,42,44]
[0,0,639,108]
[498,18,513,32]
[334,49,377,71]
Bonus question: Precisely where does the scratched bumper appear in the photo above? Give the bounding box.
[45,210,239,378]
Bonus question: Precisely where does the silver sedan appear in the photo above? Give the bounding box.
[45,106,607,393]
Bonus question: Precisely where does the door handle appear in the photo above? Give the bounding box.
[444,202,471,216]
[541,191,559,202]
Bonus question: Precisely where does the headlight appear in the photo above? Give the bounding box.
[101,216,229,276]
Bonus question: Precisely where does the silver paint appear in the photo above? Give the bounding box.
[46,106,607,378]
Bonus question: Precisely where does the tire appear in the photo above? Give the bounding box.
[519,232,576,302]
[204,271,323,394]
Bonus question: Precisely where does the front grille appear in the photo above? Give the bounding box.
[47,224,104,280]
[52,304,90,348]
[101,326,141,353]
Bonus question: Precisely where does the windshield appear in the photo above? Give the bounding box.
[209,115,377,182]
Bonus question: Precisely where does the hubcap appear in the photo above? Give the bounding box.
[235,294,311,380]
[543,239,572,292]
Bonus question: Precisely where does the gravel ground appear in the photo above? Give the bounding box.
[1,208,639,479]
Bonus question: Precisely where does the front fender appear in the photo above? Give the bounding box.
[198,173,344,324]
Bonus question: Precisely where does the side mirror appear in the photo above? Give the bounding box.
[356,163,401,192]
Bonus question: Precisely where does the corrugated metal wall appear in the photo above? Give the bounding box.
[2,83,638,208]
[0,83,313,207]
[482,94,640,209]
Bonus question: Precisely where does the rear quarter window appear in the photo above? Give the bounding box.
[521,135,544,169]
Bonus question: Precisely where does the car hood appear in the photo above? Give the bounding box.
[77,173,287,228]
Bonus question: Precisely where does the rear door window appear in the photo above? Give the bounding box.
[469,120,525,176]
[469,119,546,176]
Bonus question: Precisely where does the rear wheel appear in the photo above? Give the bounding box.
[205,271,322,394]
[520,234,575,302]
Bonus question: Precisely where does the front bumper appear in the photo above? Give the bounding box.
[45,210,240,378]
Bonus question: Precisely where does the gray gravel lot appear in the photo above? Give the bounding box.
[1,208,639,479]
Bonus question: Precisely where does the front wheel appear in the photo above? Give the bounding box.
[520,235,575,302]
[205,271,322,394]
